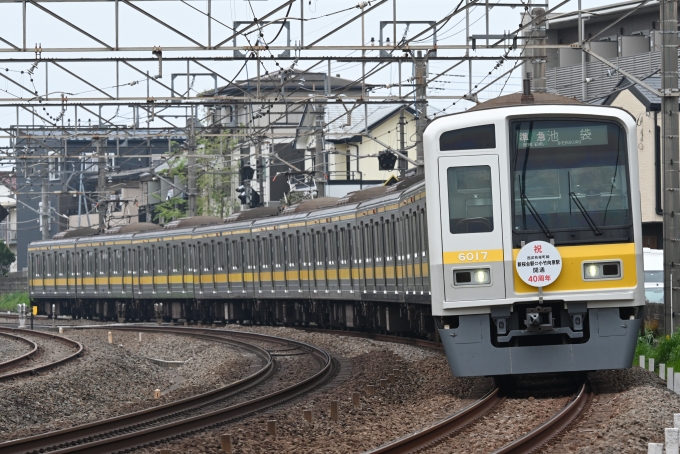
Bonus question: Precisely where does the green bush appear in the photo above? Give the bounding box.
[634,329,680,371]
[0,292,29,312]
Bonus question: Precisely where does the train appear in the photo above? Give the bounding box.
[28,90,644,377]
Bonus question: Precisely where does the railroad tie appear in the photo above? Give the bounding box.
[267,420,277,436]
[330,401,338,422]
[352,392,360,407]
[220,434,232,454]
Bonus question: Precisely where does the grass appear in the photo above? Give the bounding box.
[0,291,29,312]
[634,326,680,371]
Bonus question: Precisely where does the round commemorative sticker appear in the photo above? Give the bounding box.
[515,241,562,287]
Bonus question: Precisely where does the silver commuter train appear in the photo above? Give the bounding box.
[425,92,643,376]
[28,91,643,377]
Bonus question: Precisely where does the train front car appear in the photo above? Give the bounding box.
[424,93,643,377]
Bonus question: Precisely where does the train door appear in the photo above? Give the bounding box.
[438,155,505,301]
[419,207,430,293]
[120,248,126,295]
[180,242,188,294]
[412,212,423,292]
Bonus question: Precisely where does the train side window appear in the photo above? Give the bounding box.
[440,124,496,151]
[447,165,494,234]
[420,208,428,258]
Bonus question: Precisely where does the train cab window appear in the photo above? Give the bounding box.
[511,119,630,236]
[440,124,496,151]
[447,165,494,234]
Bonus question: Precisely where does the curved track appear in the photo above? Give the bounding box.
[0,331,38,371]
[365,387,503,454]
[366,380,590,454]
[0,325,336,454]
[492,382,591,454]
[0,327,83,381]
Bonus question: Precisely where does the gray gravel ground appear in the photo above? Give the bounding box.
[138,325,487,454]
[0,329,252,443]
[0,334,32,363]
[0,330,76,377]
[541,367,680,454]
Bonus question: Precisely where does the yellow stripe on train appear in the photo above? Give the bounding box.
[512,242,637,294]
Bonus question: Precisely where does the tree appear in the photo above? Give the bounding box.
[0,241,16,276]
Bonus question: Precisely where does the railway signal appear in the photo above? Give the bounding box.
[378,150,397,171]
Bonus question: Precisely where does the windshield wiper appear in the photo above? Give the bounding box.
[521,194,553,239]
[569,192,602,235]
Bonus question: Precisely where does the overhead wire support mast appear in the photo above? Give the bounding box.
[662,0,680,335]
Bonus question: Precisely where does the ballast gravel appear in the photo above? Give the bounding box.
[0,328,252,443]
[541,367,680,454]
[139,325,490,454]
[0,334,32,363]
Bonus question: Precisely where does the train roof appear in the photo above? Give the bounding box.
[280,197,339,215]
[467,91,582,112]
[164,216,224,229]
[224,206,279,223]
[104,223,163,235]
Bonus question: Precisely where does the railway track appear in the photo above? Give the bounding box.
[0,327,83,381]
[0,325,336,454]
[0,331,38,371]
[366,380,591,454]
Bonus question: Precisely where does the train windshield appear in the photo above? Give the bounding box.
[510,119,631,238]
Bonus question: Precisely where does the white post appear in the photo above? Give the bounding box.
[674,413,680,429]
[139,332,142,343]
[650,358,656,372]
[669,367,675,390]
[666,427,680,454]
[640,355,646,368]
[649,443,664,454]
[661,364,667,380]
[108,331,113,344]
[675,373,680,394]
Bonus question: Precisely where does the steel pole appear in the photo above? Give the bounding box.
[415,51,427,175]
[187,107,197,217]
[315,104,325,198]
[97,140,107,232]
[662,0,679,334]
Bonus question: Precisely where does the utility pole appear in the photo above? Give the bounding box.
[415,51,427,176]
[96,139,107,232]
[662,0,680,334]
[256,140,265,206]
[40,159,49,240]
[398,107,406,179]
[530,7,547,93]
[187,107,198,217]
[314,103,325,198]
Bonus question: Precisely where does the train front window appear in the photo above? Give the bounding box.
[511,119,630,239]
[447,165,494,234]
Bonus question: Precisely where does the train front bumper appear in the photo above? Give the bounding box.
[439,307,641,376]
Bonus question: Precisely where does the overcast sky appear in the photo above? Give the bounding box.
[0,0,648,148]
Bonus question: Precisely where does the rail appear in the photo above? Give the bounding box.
[0,326,336,454]
[492,381,591,454]
[365,387,503,454]
[0,331,38,371]
[0,327,83,381]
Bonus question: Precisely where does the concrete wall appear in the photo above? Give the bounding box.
[0,274,28,295]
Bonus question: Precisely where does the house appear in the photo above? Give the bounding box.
[602,75,673,249]
[201,69,376,204]
[293,104,419,197]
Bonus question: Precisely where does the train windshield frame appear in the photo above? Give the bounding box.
[510,118,632,244]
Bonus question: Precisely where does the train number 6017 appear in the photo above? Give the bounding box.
[458,251,488,262]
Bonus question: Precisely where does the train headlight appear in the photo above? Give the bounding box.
[474,269,490,284]
[583,261,622,280]
[585,264,600,278]
[454,268,491,286]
